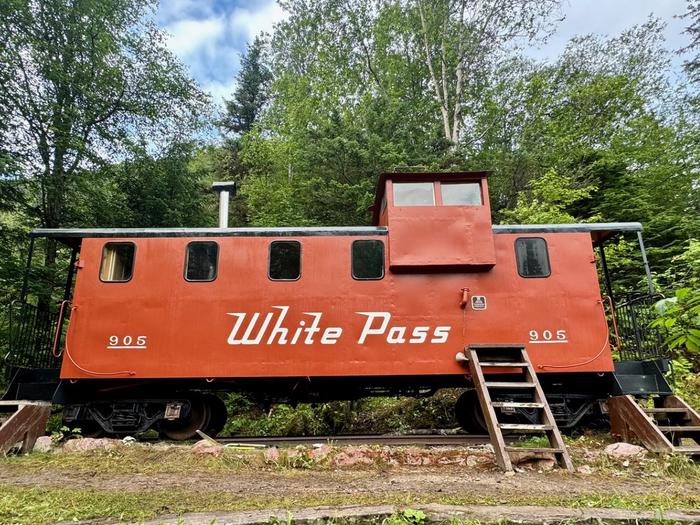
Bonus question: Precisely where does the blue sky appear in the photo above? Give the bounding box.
[157,0,692,105]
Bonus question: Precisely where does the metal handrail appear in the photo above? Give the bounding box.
[614,292,667,361]
[5,299,62,369]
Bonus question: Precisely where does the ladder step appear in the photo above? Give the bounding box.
[673,446,700,455]
[505,446,564,454]
[492,402,545,409]
[657,425,700,432]
[643,408,688,414]
[498,423,554,431]
[484,382,535,389]
[480,361,529,367]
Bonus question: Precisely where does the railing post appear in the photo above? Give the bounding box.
[637,232,655,295]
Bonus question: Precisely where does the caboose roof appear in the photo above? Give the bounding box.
[31,222,641,248]
[30,226,389,248]
[494,222,643,246]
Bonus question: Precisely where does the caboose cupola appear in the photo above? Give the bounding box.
[372,172,496,272]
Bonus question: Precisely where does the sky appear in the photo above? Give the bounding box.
[157,0,693,105]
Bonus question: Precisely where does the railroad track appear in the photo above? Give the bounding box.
[212,434,493,447]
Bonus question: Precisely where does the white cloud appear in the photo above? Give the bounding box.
[205,77,239,105]
[229,0,287,40]
[166,16,226,57]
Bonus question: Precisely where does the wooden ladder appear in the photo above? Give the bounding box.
[608,394,700,455]
[467,344,574,472]
[0,401,51,454]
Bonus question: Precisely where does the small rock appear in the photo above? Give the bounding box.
[504,470,515,477]
[63,438,119,453]
[577,465,593,475]
[310,444,331,460]
[33,436,53,453]
[604,442,647,459]
[533,458,555,471]
[190,439,224,457]
[122,436,137,445]
[334,448,373,467]
[622,459,630,467]
[466,455,479,467]
[264,447,280,462]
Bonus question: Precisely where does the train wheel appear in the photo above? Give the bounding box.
[160,396,210,441]
[455,390,487,434]
[203,394,228,437]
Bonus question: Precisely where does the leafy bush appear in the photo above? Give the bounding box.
[222,390,460,437]
[653,288,700,368]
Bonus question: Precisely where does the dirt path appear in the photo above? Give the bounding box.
[2,466,697,501]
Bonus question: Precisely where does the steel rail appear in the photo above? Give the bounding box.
[209,434,493,447]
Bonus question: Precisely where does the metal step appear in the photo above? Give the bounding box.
[492,401,545,409]
[498,423,553,431]
[484,382,535,389]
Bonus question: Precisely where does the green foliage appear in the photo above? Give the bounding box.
[669,357,700,410]
[501,169,597,224]
[653,288,700,367]
[221,35,273,135]
[0,0,209,232]
[382,509,426,525]
[223,391,460,437]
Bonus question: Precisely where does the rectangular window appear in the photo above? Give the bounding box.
[100,242,135,282]
[185,241,218,282]
[352,240,384,280]
[441,182,482,206]
[269,241,301,280]
[393,182,435,206]
[515,238,551,278]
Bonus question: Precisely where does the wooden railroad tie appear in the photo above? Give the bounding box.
[466,344,574,473]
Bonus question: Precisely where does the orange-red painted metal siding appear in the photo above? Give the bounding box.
[60,232,613,380]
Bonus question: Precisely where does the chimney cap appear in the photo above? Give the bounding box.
[211,181,236,194]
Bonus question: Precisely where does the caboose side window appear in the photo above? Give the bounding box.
[185,241,218,282]
[515,238,551,278]
[100,242,135,282]
[441,182,482,206]
[269,240,301,280]
[393,182,435,206]
[352,240,384,280]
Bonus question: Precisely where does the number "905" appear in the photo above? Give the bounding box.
[107,335,147,348]
[528,329,567,343]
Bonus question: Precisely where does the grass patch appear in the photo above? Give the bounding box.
[1,485,700,525]
[0,447,267,475]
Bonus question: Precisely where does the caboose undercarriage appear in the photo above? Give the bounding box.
[3,364,656,438]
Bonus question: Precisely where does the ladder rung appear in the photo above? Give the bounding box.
[657,425,700,432]
[484,382,535,389]
[492,402,544,409]
[673,446,700,455]
[643,408,688,414]
[505,446,564,454]
[498,423,553,431]
[480,361,529,367]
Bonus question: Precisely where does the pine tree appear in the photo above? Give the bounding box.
[222,36,273,135]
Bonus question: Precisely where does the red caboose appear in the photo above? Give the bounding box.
[4,172,669,439]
